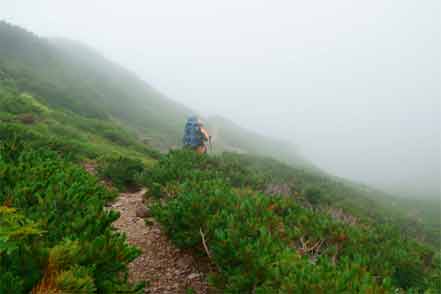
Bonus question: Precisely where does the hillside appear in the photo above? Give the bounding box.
[0,21,190,149]
[0,20,439,246]
[0,21,440,293]
[142,150,440,292]
[1,20,439,242]
[0,21,310,164]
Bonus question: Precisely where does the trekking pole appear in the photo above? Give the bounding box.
[209,136,212,153]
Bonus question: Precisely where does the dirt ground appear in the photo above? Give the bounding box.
[110,189,209,294]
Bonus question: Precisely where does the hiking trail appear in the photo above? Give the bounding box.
[84,163,209,293]
[110,188,209,293]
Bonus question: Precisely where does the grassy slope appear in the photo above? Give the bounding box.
[0,79,158,165]
[145,150,440,292]
[0,21,190,150]
[0,21,439,248]
[0,20,311,162]
[221,153,440,247]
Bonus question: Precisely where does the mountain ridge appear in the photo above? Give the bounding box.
[0,21,439,247]
[0,20,310,164]
[0,20,440,293]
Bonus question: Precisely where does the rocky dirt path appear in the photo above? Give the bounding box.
[110,189,209,294]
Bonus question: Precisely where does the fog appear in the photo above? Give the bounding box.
[1,0,440,198]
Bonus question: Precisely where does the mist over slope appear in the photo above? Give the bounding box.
[207,116,314,168]
[0,21,310,167]
[0,21,439,247]
[0,21,189,148]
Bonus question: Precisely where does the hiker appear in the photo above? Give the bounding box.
[183,116,210,154]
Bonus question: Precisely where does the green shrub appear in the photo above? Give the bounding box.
[102,128,132,146]
[0,206,44,292]
[149,150,440,293]
[55,265,97,293]
[0,92,44,115]
[0,132,25,162]
[98,156,145,191]
[152,178,394,292]
[0,124,93,161]
[304,187,323,206]
[142,149,266,198]
[0,137,144,293]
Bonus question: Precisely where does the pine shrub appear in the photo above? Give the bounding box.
[0,138,144,293]
[98,156,145,191]
[147,150,441,293]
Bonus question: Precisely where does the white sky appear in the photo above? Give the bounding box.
[1,0,440,197]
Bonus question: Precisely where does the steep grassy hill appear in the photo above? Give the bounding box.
[0,21,190,150]
[0,21,309,164]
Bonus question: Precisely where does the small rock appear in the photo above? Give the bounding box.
[187,273,200,280]
[136,206,151,218]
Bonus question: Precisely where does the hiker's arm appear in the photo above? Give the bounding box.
[200,127,209,141]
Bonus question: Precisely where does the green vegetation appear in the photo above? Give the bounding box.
[213,153,441,248]
[0,138,143,293]
[0,21,190,149]
[146,150,440,293]
[1,21,439,293]
[0,76,159,164]
[1,21,437,246]
[98,156,145,191]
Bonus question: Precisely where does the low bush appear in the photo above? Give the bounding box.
[0,138,144,293]
[147,150,441,293]
[98,156,145,191]
[304,186,324,206]
[141,150,266,198]
[0,124,94,161]
[0,93,44,115]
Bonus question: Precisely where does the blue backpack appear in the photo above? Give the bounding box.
[183,116,203,148]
